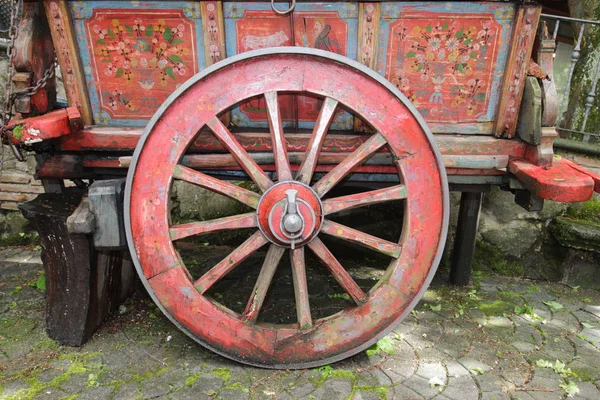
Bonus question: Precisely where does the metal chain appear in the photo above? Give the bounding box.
[10,54,57,100]
[0,0,57,163]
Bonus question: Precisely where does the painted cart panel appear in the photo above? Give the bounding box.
[64,1,518,135]
[377,2,516,134]
[70,1,205,127]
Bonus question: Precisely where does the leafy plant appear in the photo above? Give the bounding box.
[29,273,46,292]
[366,337,395,356]
[428,304,441,312]
[328,293,351,301]
[543,301,564,312]
[536,359,578,378]
[560,381,580,397]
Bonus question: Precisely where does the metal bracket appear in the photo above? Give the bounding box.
[89,178,127,250]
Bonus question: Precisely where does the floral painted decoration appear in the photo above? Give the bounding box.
[86,11,197,118]
[387,16,502,122]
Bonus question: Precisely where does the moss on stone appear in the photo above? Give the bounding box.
[565,199,600,224]
[472,240,526,276]
[210,368,231,383]
[479,300,514,316]
[552,216,600,252]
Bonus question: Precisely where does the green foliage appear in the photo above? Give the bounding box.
[366,337,395,357]
[328,293,351,301]
[28,273,46,292]
[560,381,580,397]
[536,359,578,378]
[543,301,564,312]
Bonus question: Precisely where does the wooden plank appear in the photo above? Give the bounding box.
[58,127,527,159]
[44,1,93,125]
[0,184,45,194]
[0,203,20,211]
[0,193,38,202]
[508,158,594,202]
[357,3,380,69]
[494,4,542,138]
[200,1,226,65]
[450,192,483,286]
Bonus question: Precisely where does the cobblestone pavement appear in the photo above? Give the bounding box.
[1,246,599,400]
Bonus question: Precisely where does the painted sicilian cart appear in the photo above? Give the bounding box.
[4,0,600,368]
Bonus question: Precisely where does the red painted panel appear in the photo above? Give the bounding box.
[235,10,294,122]
[84,9,199,119]
[293,12,348,123]
[386,12,502,124]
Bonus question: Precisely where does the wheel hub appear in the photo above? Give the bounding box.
[257,182,323,249]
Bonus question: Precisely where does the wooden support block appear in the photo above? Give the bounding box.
[19,193,135,346]
[450,192,483,286]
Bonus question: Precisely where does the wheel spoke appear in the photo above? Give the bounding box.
[243,245,286,322]
[207,116,273,192]
[173,165,260,208]
[290,248,312,329]
[308,237,367,305]
[320,220,402,258]
[312,133,387,197]
[265,91,293,181]
[322,185,407,215]
[194,231,268,294]
[170,213,256,241]
[296,97,339,185]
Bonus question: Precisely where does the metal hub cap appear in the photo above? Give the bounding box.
[257,182,323,249]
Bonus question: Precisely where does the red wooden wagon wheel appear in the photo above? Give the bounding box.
[125,48,449,368]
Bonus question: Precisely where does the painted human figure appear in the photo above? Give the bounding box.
[312,19,341,54]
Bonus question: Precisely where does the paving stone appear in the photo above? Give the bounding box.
[475,373,510,392]
[288,379,317,398]
[352,388,390,400]
[403,374,445,399]
[442,375,479,400]
[481,390,511,400]
[584,305,600,319]
[78,385,114,400]
[416,362,446,381]
[57,372,89,394]
[575,381,600,399]
[32,388,69,400]
[309,379,353,398]
[392,383,422,400]
[219,387,250,399]
[0,379,30,397]
[457,357,493,374]
[112,382,141,400]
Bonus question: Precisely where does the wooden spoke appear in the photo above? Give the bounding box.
[264,91,293,181]
[207,116,273,192]
[170,213,256,241]
[312,133,387,197]
[290,248,312,329]
[243,245,286,322]
[308,237,367,305]
[194,231,268,294]
[173,165,260,208]
[321,220,402,258]
[322,185,407,215]
[296,97,339,185]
